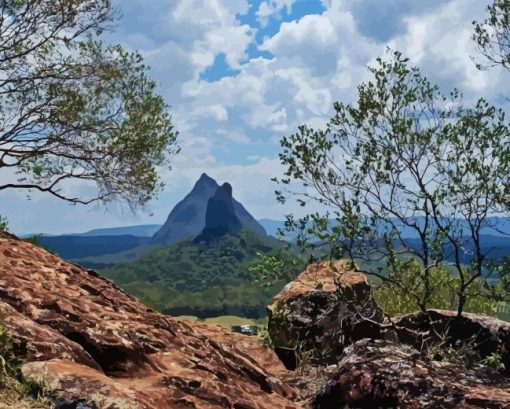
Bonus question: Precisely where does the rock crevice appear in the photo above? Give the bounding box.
[0,233,299,408]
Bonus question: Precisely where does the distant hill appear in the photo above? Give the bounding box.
[102,228,282,317]
[27,224,160,261]
[101,180,289,318]
[77,224,161,237]
[258,219,286,237]
[30,174,270,264]
[40,235,150,260]
[152,173,267,245]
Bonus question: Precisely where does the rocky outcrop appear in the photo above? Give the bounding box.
[152,173,266,245]
[0,233,300,409]
[314,339,510,408]
[267,261,383,369]
[194,183,242,242]
[394,309,510,376]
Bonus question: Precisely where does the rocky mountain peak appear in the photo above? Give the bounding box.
[194,172,218,192]
[194,182,242,242]
[152,174,267,245]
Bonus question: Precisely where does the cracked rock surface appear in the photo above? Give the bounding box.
[0,233,301,409]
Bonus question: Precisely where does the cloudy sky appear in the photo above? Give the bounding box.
[2,0,510,235]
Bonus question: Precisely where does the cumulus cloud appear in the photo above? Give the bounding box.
[256,0,296,27]
[3,0,509,234]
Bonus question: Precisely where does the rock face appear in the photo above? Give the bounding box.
[267,261,383,369]
[0,233,300,409]
[394,309,510,376]
[152,173,266,245]
[314,339,510,408]
[194,183,242,243]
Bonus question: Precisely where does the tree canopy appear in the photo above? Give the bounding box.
[473,0,510,70]
[0,0,178,206]
[274,50,510,317]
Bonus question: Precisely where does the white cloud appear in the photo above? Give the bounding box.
[388,0,509,98]
[3,0,510,234]
[256,0,295,27]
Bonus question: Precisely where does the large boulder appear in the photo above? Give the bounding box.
[393,309,510,376]
[0,233,301,409]
[267,261,383,369]
[314,338,510,408]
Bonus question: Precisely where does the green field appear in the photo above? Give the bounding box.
[178,315,268,330]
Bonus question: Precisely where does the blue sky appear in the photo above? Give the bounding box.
[2,0,510,234]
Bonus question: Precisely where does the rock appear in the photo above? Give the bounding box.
[393,309,510,376]
[194,183,242,242]
[267,261,383,369]
[152,173,266,245]
[314,339,510,408]
[0,233,301,409]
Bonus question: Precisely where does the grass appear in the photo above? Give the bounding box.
[204,315,256,328]
[0,321,54,409]
[496,301,510,322]
[177,315,268,331]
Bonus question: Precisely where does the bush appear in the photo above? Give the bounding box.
[374,258,497,317]
[0,216,8,233]
[0,324,22,383]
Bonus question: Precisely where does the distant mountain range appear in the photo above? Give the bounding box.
[40,235,151,260]
[77,224,161,237]
[257,217,510,239]
[23,224,161,238]
[21,173,510,318]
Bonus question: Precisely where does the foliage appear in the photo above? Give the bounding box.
[0,321,53,407]
[427,335,483,369]
[22,234,55,255]
[426,330,506,373]
[0,324,22,383]
[374,258,497,317]
[473,0,510,70]
[274,49,510,317]
[248,248,304,287]
[0,216,7,233]
[102,229,285,318]
[481,351,506,371]
[0,0,179,207]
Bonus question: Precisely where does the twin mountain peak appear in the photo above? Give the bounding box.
[152,173,267,245]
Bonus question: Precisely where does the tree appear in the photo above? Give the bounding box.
[473,0,510,70]
[0,0,178,206]
[275,50,510,317]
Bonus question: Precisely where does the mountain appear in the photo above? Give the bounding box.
[40,235,150,260]
[260,217,510,240]
[101,180,291,318]
[77,224,161,237]
[259,218,286,237]
[21,224,161,238]
[194,182,241,242]
[25,224,160,262]
[152,173,267,245]
[102,228,282,317]
[35,174,267,263]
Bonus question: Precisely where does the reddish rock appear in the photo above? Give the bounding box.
[267,261,383,369]
[0,233,301,409]
[314,339,510,409]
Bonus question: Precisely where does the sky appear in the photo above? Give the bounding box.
[2,0,510,235]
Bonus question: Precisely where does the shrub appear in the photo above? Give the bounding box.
[374,258,497,317]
